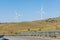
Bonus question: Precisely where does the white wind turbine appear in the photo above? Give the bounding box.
[0,10,21,23]
[40,4,45,20]
[15,11,21,22]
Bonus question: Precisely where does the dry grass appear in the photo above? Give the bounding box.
[0,17,60,34]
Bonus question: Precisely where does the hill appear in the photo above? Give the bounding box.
[0,17,60,34]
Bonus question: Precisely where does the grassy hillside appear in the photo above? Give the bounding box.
[0,17,60,34]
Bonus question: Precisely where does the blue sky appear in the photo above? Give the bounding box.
[0,0,60,22]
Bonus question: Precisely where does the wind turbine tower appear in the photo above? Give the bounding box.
[16,11,21,22]
[40,4,45,20]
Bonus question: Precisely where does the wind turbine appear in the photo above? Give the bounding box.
[15,11,21,22]
[40,4,45,20]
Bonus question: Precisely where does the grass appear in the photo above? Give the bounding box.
[0,17,60,34]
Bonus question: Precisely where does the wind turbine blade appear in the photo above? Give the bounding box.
[40,4,45,20]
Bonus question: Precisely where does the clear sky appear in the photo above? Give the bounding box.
[0,0,60,22]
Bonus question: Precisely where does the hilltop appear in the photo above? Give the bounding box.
[0,17,60,34]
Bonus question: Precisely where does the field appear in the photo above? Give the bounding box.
[0,17,60,34]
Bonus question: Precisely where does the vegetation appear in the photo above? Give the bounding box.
[0,17,60,34]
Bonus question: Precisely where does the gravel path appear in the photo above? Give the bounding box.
[4,36,59,40]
